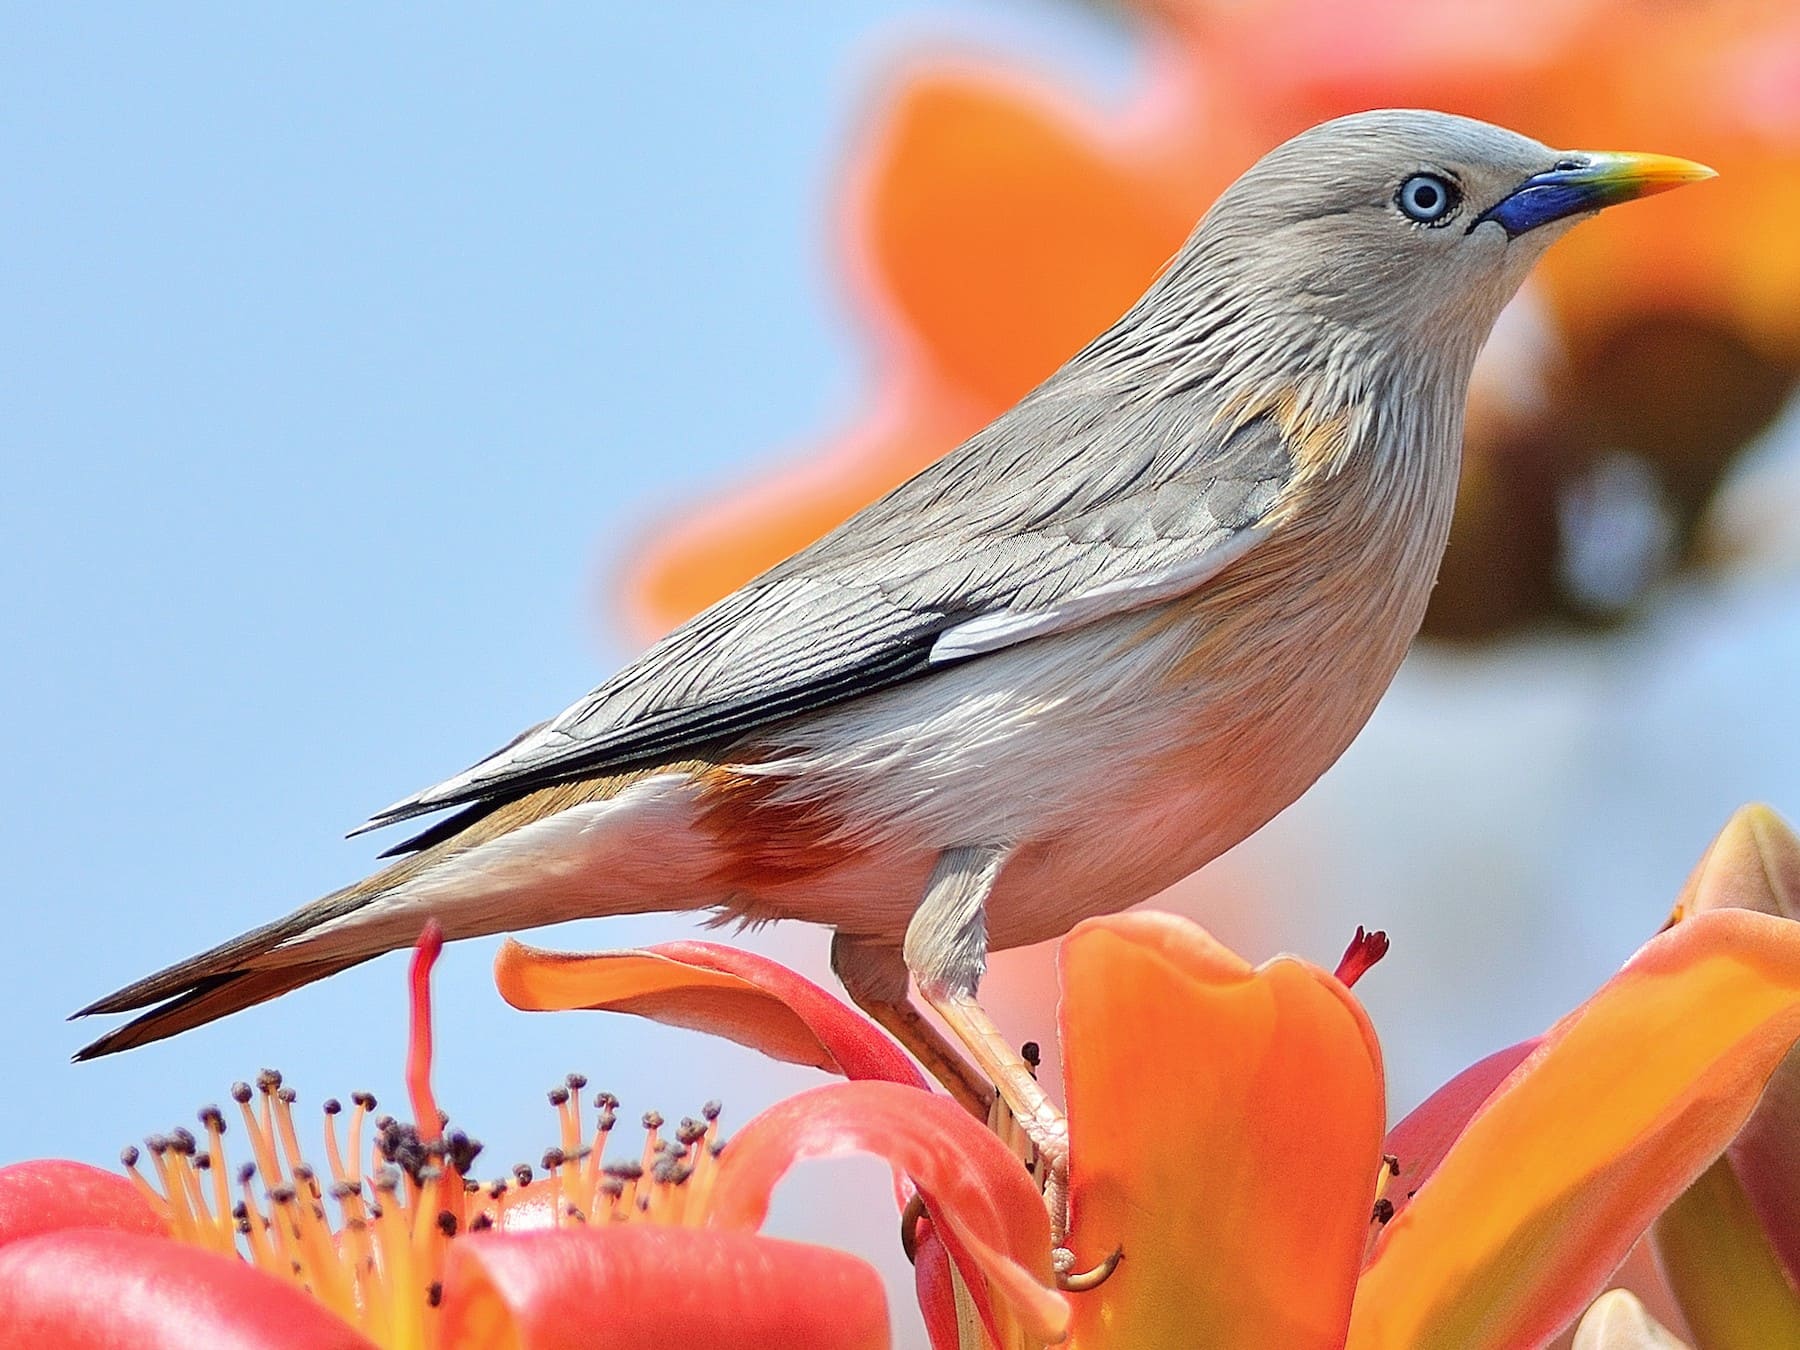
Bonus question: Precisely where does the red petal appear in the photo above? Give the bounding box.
[1376,1037,1541,1237]
[0,1160,167,1248]
[495,938,925,1087]
[704,1080,1068,1344]
[912,1215,965,1350]
[437,1226,889,1349]
[0,1228,373,1349]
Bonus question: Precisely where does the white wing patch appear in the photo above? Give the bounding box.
[927,526,1269,663]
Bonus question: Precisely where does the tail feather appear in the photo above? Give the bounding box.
[73,956,373,1061]
[72,769,701,1059]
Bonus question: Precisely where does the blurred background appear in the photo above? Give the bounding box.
[4,3,1796,1344]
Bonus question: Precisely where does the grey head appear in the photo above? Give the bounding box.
[1113,109,1713,396]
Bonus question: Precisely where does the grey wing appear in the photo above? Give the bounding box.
[357,381,1296,835]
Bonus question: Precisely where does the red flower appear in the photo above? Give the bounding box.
[0,925,1062,1349]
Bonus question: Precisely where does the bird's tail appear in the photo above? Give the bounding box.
[72,769,717,1059]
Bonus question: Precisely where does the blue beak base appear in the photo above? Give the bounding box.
[1472,151,1716,238]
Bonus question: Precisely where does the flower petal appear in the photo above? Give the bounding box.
[1377,1038,1541,1235]
[1059,911,1385,1348]
[0,1228,373,1349]
[438,1226,889,1350]
[704,1080,1068,1344]
[854,62,1200,409]
[1676,805,1800,1286]
[1573,1290,1692,1350]
[1652,1156,1800,1346]
[0,1160,167,1248]
[494,938,925,1087]
[912,1215,972,1350]
[1351,908,1800,1350]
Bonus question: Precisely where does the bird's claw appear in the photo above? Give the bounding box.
[1054,1244,1123,1292]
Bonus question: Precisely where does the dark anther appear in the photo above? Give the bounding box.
[603,1160,644,1181]
[598,1177,625,1200]
[446,1131,484,1176]
[542,1147,566,1171]
[513,1164,534,1185]
[146,1134,169,1156]
[330,1181,361,1200]
[595,1091,620,1111]
[1057,1246,1124,1293]
[231,1202,249,1221]
[437,1210,457,1236]
[547,1087,569,1107]
[1372,1197,1395,1225]
[277,1087,297,1105]
[230,1082,253,1104]
[470,1212,494,1231]
[119,1146,139,1167]
[268,1185,297,1205]
[1021,1042,1042,1071]
[351,1091,376,1110]
[676,1119,707,1147]
[566,1072,588,1091]
[293,1164,315,1184]
[237,1161,257,1184]
[374,1114,396,1133]
[322,1098,342,1116]
[197,1105,225,1130]
[194,1153,212,1171]
[641,1110,664,1131]
[426,1281,443,1308]
[1382,1153,1400,1177]
[256,1069,282,1093]
[701,1100,721,1121]
[171,1127,197,1154]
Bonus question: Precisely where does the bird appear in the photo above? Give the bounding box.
[76,110,1710,1181]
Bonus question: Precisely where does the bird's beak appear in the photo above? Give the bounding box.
[1473,151,1716,238]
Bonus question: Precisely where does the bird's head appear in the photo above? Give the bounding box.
[1164,109,1714,380]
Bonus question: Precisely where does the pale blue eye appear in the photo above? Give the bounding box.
[1397,173,1459,224]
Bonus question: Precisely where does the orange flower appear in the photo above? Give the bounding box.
[502,819,1800,1348]
[622,2,1800,641]
[1649,805,1800,1346]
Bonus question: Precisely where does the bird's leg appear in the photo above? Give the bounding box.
[906,846,1073,1246]
[830,934,995,1118]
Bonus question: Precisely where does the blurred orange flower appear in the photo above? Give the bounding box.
[622,0,1800,641]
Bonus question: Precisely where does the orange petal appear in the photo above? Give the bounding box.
[1059,911,1385,1348]
[1350,909,1800,1350]
[616,378,984,637]
[1377,1038,1540,1237]
[494,938,926,1087]
[1673,806,1800,1287]
[438,1226,889,1350]
[1652,1156,1800,1347]
[705,1080,1068,1345]
[850,61,1202,410]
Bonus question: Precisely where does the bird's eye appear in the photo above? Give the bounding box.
[1396,173,1460,225]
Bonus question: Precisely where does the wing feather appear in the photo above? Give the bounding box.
[358,380,1295,834]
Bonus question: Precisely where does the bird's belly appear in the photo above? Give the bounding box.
[725,576,1422,946]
